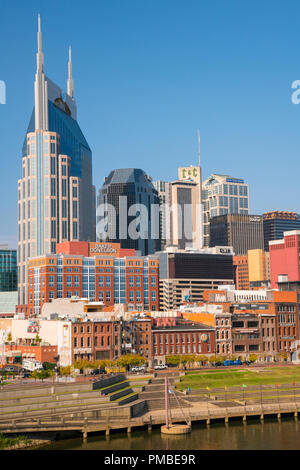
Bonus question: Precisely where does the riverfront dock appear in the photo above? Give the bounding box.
[2,371,300,440]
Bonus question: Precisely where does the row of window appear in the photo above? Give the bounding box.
[74,335,118,348]
[153,333,209,344]
[154,343,211,355]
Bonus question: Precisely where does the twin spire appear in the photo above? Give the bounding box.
[36,14,74,99]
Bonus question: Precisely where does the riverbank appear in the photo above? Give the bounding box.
[0,433,52,450]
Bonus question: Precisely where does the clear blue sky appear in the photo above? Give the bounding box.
[1,0,300,248]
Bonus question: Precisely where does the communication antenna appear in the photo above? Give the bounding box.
[197,129,200,167]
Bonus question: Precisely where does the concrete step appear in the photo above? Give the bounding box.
[146,399,188,411]
[109,387,134,402]
[0,389,110,409]
[98,381,129,396]
[0,395,111,417]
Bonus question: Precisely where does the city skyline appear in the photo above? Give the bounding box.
[2,0,300,247]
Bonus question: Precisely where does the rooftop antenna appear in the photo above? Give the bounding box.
[67,46,74,99]
[197,129,201,167]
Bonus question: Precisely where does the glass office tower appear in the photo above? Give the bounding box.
[0,246,17,292]
[97,168,161,256]
[18,16,95,305]
[202,174,249,247]
[263,211,300,251]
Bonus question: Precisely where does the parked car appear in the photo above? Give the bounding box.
[154,364,168,370]
[4,366,14,372]
[22,372,31,378]
[91,368,106,375]
[131,366,145,373]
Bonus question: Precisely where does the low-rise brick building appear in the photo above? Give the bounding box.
[152,318,215,366]
[71,319,121,363]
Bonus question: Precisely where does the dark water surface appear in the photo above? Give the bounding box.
[39,417,300,450]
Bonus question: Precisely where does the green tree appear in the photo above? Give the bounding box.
[116,354,146,370]
[30,370,39,381]
[208,355,218,365]
[279,352,288,362]
[59,366,71,376]
[165,355,181,366]
[43,362,56,371]
[197,355,208,365]
[6,332,12,344]
[249,354,258,363]
[34,334,42,345]
[74,359,92,374]
[179,355,198,369]
[37,369,53,381]
[94,360,113,370]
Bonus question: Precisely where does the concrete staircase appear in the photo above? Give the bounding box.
[0,375,139,420]
[139,373,190,412]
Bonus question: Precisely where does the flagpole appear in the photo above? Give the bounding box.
[165,376,169,429]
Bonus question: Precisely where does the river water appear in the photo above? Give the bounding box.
[39,417,300,450]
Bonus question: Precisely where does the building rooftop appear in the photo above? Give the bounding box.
[152,321,215,331]
[101,168,153,187]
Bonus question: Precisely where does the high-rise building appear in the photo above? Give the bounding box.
[209,214,264,255]
[153,165,203,251]
[233,254,249,290]
[202,174,249,247]
[152,181,171,251]
[233,249,270,290]
[169,165,203,250]
[97,168,161,256]
[18,16,96,305]
[248,249,270,288]
[27,241,160,316]
[0,245,17,292]
[158,247,234,310]
[263,211,300,252]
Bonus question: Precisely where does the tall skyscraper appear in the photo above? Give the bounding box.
[97,168,161,256]
[202,174,249,247]
[154,165,203,251]
[152,181,171,251]
[172,165,203,250]
[263,211,300,252]
[209,213,264,255]
[18,16,96,305]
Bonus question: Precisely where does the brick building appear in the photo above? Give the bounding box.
[27,242,159,317]
[152,318,215,366]
[179,302,232,356]
[233,255,249,290]
[5,343,58,364]
[273,291,299,360]
[120,316,153,362]
[71,319,121,363]
[201,287,300,361]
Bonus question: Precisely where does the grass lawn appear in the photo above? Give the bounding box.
[176,366,300,390]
